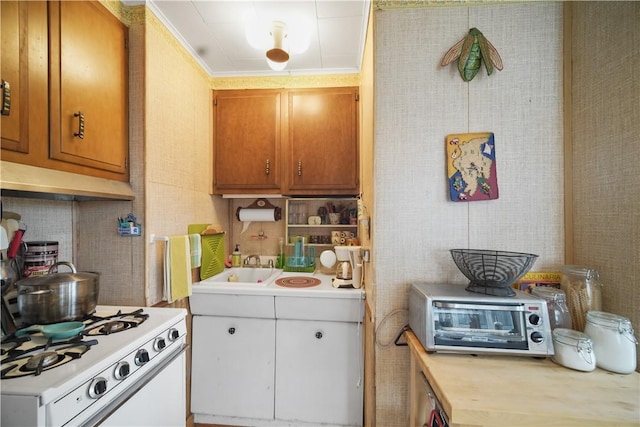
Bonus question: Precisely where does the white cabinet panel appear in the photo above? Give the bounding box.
[275,319,363,426]
[275,296,363,322]
[189,293,275,318]
[191,315,275,420]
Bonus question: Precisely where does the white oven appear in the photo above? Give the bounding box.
[1,306,187,427]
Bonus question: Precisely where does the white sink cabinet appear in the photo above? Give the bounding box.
[191,315,276,420]
[275,319,362,425]
[190,273,364,427]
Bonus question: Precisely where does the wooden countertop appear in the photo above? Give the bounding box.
[406,330,640,426]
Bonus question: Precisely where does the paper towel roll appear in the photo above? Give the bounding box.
[238,208,278,222]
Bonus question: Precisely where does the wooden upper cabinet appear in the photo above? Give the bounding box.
[212,87,359,196]
[0,1,48,155]
[284,87,359,195]
[48,1,128,177]
[213,89,282,194]
[1,1,129,182]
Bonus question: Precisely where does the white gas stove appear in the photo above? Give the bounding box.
[1,305,188,427]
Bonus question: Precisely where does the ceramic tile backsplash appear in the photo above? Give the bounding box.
[373,4,563,425]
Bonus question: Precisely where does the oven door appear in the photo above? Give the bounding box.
[81,344,187,427]
[432,301,528,351]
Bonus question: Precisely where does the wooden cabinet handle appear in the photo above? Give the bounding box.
[297,160,302,177]
[73,111,85,139]
[265,159,270,175]
[1,80,11,116]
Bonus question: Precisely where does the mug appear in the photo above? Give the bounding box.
[328,213,340,225]
[331,231,341,244]
[308,216,322,225]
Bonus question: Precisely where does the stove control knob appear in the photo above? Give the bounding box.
[114,361,130,380]
[135,349,150,366]
[154,337,167,351]
[168,328,180,341]
[88,377,108,399]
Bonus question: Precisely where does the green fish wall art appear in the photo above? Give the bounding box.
[441,28,504,82]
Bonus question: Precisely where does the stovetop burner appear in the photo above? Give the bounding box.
[1,338,97,379]
[1,308,149,379]
[83,309,149,336]
[26,351,60,370]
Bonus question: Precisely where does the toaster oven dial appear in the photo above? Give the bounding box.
[530,331,544,343]
[528,313,541,325]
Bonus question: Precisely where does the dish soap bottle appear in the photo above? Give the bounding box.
[231,244,242,267]
[276,237,285,268]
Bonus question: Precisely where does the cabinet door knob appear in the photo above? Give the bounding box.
[265,159,270,175]
[228,327,236,335]
[297,160,302,176]
[1,80,11,116]
[73,111,85,139]
[315,331,323,339]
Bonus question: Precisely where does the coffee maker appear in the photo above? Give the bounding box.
[331,246,362,288]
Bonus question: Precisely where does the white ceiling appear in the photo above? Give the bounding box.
[143,0,371,78]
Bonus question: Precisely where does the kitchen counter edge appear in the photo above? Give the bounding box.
[406,330,640,427]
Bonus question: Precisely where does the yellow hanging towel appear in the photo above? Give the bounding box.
[168,235,192,302]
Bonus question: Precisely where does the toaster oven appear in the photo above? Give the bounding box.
[409,283,554,357]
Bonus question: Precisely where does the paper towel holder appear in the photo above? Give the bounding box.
[236,198,282,221]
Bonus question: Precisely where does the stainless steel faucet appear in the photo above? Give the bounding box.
[243,255,261,267]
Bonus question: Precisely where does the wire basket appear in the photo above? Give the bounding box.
[450,249,538,297]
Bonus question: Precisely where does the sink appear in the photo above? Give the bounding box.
[204,268,282,286]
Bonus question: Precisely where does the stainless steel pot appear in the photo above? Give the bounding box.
[16,261,100,325]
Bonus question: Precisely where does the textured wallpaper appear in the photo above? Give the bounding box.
[373,3,564,425]
[143,10,228,306]
[569,2,640,371]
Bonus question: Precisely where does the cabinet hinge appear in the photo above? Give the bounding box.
[125,157,128,169]
[214,98,217,106]
[355,93,359,102]
[124,36,128,50]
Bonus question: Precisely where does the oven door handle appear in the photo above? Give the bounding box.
[80,343,188,427]
[434,301,524,311]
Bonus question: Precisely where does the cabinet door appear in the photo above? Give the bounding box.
[275,319,363,425]
[48,1,128,176]
[213,89,282,194]
[191,315,275,420]
[0,1,47,155]
[285,87,359,195]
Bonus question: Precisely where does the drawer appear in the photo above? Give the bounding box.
[275,296,363,322]
[190,293,275,318]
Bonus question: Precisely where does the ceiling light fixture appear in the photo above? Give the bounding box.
[245,13,310,72]
[266,21,289,71]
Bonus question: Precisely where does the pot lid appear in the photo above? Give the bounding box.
[16,261,99,287]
